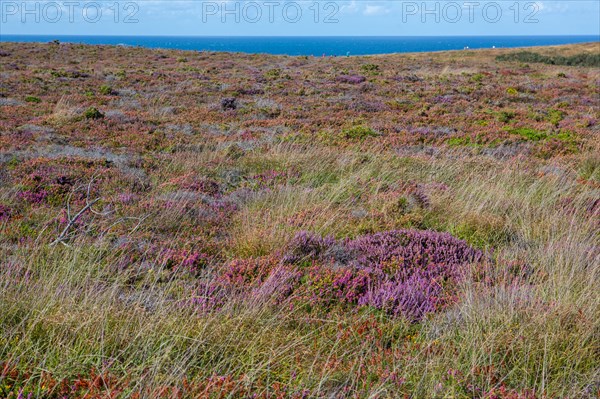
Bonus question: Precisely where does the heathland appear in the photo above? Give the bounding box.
[0,41,598,398]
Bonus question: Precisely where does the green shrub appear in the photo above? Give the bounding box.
[24,95,41,103]
[83,107,104,120]
[341,126,379,140]
[449,213,511,249]
[447,136,471,147]
[497,51,600,67]
[99,85,114,95]
[387,100,414,111]
[361,64,380,75]
[264,68,282,79]
[470,73,485,82]
[507,127,547,141]
[497,110,516,123]
[547,109,565,127]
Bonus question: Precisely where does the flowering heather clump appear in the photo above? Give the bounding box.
[303,265,372,308]
[222,256,281,286]
[160,248,211,274]
[346,229,482,268]
[201,229,483,321]
[18,189,48,204]
[358,273,440,320]
[344,230,483,319]
[337,75,367,84]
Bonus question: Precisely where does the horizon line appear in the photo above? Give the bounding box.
[3,34,599,38]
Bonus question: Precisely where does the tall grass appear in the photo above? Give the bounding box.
[1,144,598,397]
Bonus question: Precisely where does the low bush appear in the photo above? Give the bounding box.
[99,85,114,95]
[83,107,104,119]
[497,51,600,67]
[24,95,41,103]
[341,125,379,140]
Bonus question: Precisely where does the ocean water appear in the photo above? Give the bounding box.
[1,35,598,56]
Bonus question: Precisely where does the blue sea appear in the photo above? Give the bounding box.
[1,35,598,56]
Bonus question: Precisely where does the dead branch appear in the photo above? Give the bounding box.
[50,198,101,246]
[50,175,114,246]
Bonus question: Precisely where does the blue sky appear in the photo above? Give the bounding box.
[1,1,599,36]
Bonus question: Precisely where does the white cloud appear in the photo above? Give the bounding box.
[340,1,359,14]
[363,4,390,16]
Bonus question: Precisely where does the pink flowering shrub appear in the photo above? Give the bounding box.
[193,230,482,321]
[189,256,299,310]
[160,249,211,274]
[344,230,482,270]
[18,189,48,204]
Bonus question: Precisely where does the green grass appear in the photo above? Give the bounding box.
[341,125,380,140]
[24,95,41,103]
[3,153,598,397]
[99,85,114,95]
[507,127,547,141]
